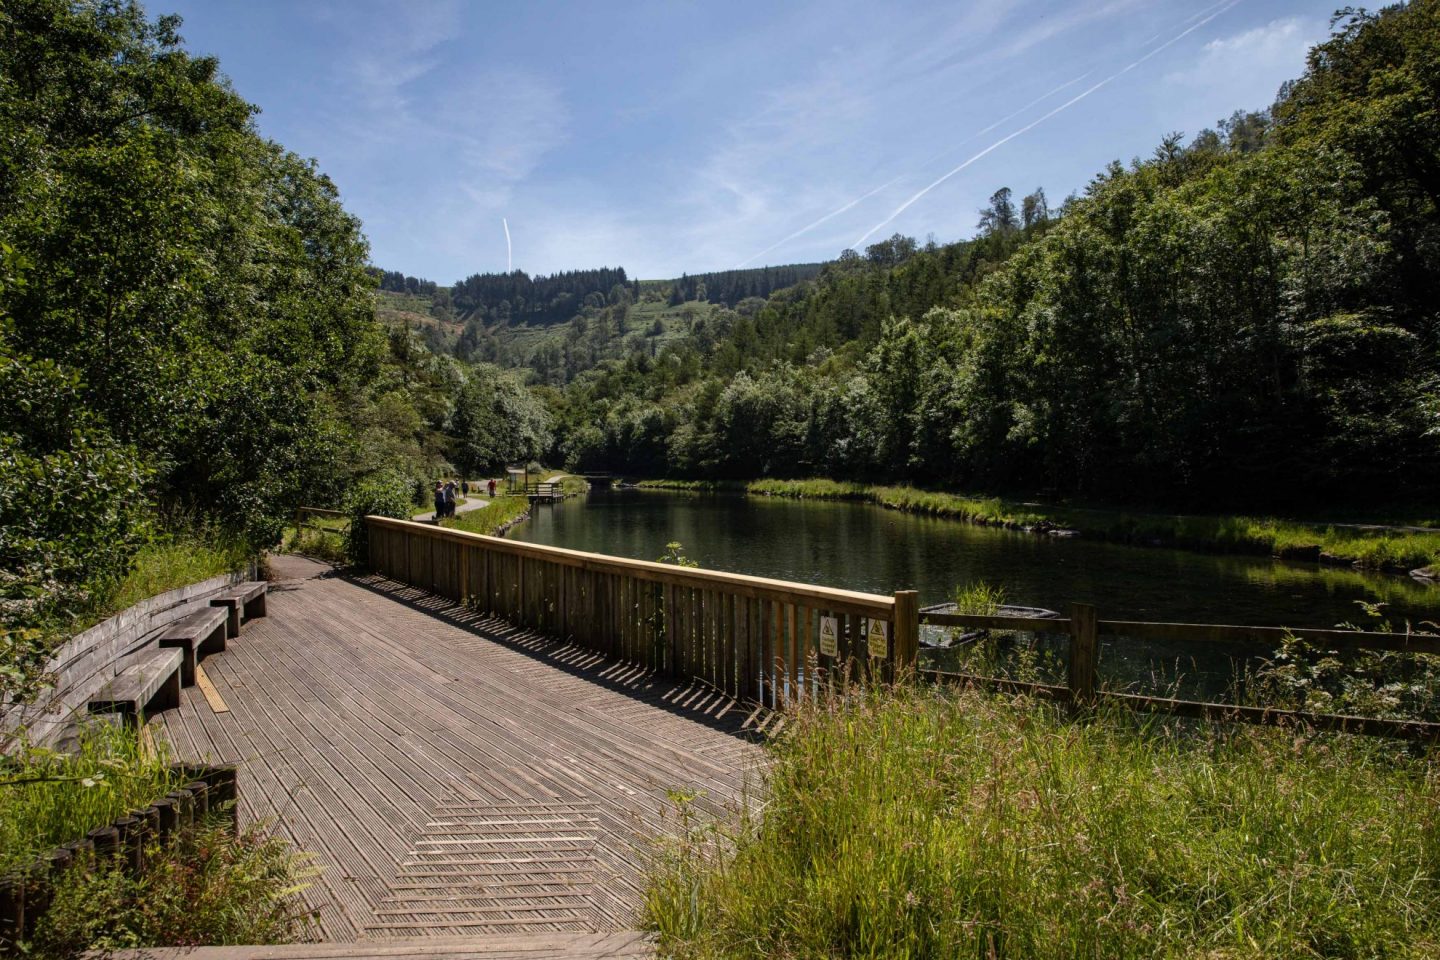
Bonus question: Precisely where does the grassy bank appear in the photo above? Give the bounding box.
[443,495,531,537]
[646,684,1440,958]
[637,478,1440,574]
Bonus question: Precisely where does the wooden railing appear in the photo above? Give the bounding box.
[366,516,918,706]
[294,505,346,532]
[922,604,1440,740]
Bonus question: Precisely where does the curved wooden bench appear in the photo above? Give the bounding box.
[209,580,268,637]
[87,647,183,723]
[157,606,228,686]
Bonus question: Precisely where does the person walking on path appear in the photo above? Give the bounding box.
[487,478,497,498]
[461,480,470,496]
[432,481,445,521]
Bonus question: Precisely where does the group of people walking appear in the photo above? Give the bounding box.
[432,477,499,520]
[433,479,462,519]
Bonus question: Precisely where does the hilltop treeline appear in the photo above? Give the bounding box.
[373,269,440,297]
[451,267,633,326]
[665,263,826,307]
[550,3,1440,510]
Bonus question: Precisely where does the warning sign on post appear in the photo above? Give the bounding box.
[819,616,839,658]
[867,619,889,659]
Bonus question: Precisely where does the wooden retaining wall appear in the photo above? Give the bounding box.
[366,516,919,707]
[0,764,237,950]
[2,568,253,750]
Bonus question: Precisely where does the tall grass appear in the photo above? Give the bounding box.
[444,495,531,537]
[646,684,1440,959]
[0,722,189,874]
[28,816,316,956]
[73,526,249,633]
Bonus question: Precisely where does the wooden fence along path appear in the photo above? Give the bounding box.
[366,515,1440,740]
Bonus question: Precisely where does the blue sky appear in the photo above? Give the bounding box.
[162,0,1335,282]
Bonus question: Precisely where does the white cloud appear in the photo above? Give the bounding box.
[1164,16,1326,119]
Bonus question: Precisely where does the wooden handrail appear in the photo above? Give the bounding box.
[919,606,1440,740]
[365,515,913,708]
[919,610,1440,655]
[367,516,895,617]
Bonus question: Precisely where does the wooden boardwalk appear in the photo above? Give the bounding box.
[153,555,769,950]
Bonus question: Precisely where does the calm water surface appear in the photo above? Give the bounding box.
[513,489,1440,628]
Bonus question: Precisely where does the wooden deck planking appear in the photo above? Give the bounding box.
[152,560,764,946]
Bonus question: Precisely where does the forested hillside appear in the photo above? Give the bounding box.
[548,4,1440,512]
[451,267,633,326]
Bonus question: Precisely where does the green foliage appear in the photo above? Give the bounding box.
[26,816,315,955]
[1255,602,1440,723]
[0,722,187,873]
[0,331,154,706]
[342,470,414,564]
[952,580,1005,615]
[91,523,249,625]
[646,684,1440,958]
[658,541,698,568]
[448,364,552,475]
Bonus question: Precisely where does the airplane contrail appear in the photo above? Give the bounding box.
[502,218,512,272]
[852,0,1243,250]
[735,71,1092,269]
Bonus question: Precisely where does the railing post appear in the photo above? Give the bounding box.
[893,590,919,676]
[1068,602,1098,703]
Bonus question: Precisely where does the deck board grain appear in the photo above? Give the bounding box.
[153,561,764,950]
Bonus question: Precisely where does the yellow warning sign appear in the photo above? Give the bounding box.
[819,616,839,658]
[867,618,889,659]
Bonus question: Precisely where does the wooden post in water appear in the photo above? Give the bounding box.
[893,590,919,675]
[1068,602,1098,703]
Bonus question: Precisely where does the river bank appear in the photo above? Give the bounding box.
[634,478,1440,580]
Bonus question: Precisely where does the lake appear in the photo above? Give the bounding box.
[511,489,1440,694]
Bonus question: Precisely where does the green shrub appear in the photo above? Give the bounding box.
[646,683,1440,959]
[26,816,316,956]
[342,469,414,564]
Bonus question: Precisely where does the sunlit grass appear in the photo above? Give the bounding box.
[0,722,189,874]
[65,524,249,636]
[444,495,531,536]
[646,683,1440,959]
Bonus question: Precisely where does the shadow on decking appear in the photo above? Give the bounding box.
[344,571,777,747]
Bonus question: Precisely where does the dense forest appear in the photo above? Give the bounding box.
[0,0,548,666]
[540,4,1440,511]
[450,267,633,326]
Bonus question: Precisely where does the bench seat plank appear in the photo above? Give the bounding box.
[158,607,229,685]
[88,647,183,721]
[210,581,268,636]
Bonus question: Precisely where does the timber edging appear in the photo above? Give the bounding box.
[0,763,238,951]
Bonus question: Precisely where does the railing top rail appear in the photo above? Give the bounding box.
[919,610,1440,654]
[297,506,346,518]
[367,515,896,615]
